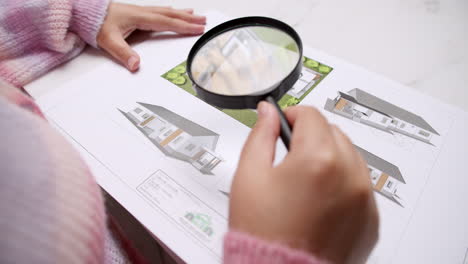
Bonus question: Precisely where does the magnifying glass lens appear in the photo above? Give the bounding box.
[187,17,303,150]
[190,26,300,96]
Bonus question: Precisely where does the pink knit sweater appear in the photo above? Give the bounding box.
[0,1,328,263]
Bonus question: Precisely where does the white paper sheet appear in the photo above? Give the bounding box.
[26,10,468,264]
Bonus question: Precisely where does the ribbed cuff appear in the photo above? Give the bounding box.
[70,0,110,48]
[223,231,330,264]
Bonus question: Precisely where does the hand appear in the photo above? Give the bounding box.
[229,102,379,264]
[97,3,206,72]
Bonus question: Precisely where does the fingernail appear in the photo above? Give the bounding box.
[190,25,205,34]
[181,8,193,12]
[198,16,207,25]
[127,56,139,71]
[258,101,271,119]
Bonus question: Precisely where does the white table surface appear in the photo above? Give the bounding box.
[30,0,468,111]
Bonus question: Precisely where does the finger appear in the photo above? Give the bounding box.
[151,6,194,14]
[148,7,206,24]
[284,106,334,155]
[330,125,355,163]
[99,30,140,72]
[237,101,280,173]
[332,126,379,253]
[331,126,372,185]
[330,125,357,169]
[135,13,205,34]
[180,8,194,14]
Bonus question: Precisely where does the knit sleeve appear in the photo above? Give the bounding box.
[70,0,110,48]
[0,0,110,87]
[0,91,107,263]
[223,231,331,264]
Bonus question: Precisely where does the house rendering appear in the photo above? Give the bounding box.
[221,27,261,58]
[287,67,322,99]
[354,145,405,206]
[324,88,439,145]
[120,103,223,174]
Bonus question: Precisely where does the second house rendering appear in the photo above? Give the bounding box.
[324,88,439,145]
[355,145,405,207]
[120,103,223,174]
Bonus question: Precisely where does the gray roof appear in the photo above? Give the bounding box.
[354,145,405,184]
[338,92,391,118]
[137,103,219,137]
[347,89,439,135]
[324,98,336,112]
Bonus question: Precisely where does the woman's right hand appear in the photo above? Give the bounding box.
[229,102,379,264]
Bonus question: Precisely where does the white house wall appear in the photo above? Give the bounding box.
[369,165,382,185]
[383,178,398,194]
[166,132,193,158]
[192,148,223,173]
[192,135,219,151]
[173,136,208,159]
[145,117,169,137]
[368,165,402,205]
[130,107,151,123]
[288,68,319,99]
[352,103,370,115]
[388,118,433,143]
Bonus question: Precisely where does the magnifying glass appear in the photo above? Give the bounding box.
[187,17,303,150]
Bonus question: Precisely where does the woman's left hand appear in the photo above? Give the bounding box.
[97,3,206,72]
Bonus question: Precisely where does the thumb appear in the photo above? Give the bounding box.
[99,31,140,72]
[237,101,280,172]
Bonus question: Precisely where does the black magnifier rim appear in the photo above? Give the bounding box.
[187,16,303,109]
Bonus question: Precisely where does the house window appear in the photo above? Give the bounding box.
[185,144,196,151]
[134,108,142,114]
[400,123,406,128]
[205,158,220,170]
[386,181,393,188]
[197,152,215,166]
[391,119,398,125]
[163,129,174,137]
[173,136,183,144]
[418,130,430,137]
[142,113,150,119]
[381,117,388,123]
[142,127,154,135]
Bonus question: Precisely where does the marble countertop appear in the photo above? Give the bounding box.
[125,0,468,111]
[28,0,467,111]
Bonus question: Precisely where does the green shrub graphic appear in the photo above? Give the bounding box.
[162,57,333,128]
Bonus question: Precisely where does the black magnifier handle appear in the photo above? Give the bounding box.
[266,96,292,150]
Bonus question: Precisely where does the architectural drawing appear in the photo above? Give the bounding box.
[355,145,405,206]
[120,103,223,174]
[325,88,439,145]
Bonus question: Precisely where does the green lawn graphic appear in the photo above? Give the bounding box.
[161,57,333,128]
